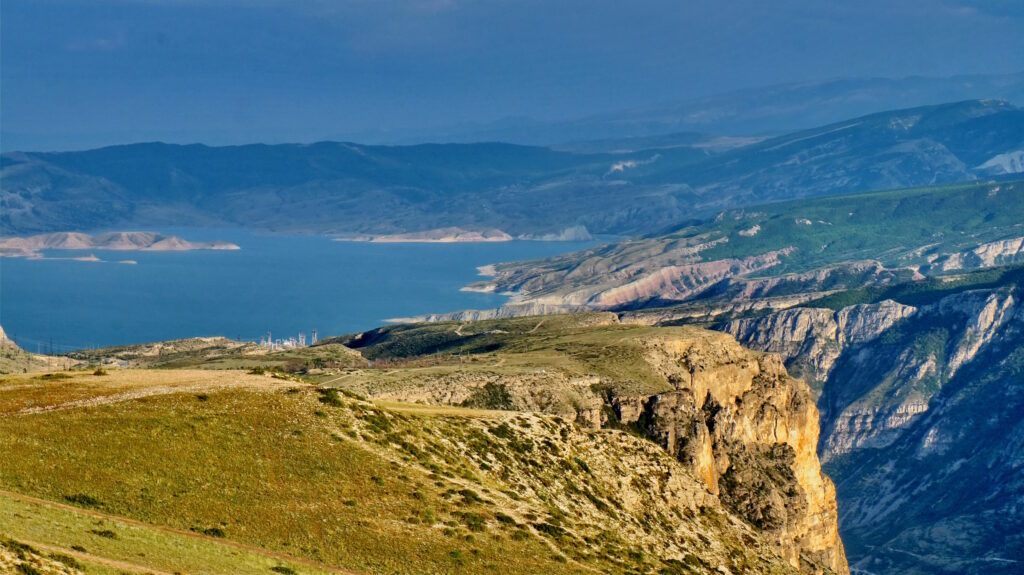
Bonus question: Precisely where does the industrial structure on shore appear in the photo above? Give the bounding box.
[258,329,317,351]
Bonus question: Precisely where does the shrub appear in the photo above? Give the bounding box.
[282,360,307,374]
[5,540,39,559]
[89,529,117,539]
[270,566,298,575]
[460,382,514,409]
[458,489,483,504]
[317,388,344,407]
[64,493,102,508]
[48,553,83,570]
[533,522,565,539]
[92,368,107,376]
[459,512,486,532]
[489,422,514,439]
[494,512,516,525]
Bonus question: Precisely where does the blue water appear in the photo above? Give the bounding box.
[0,229,593,352]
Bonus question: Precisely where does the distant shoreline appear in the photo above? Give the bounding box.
[0,231,240,261]
[334,225,594,244]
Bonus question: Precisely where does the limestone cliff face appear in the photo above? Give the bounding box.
[720,300,915,391]
[609,334,848,574]
[720,291,1021,463]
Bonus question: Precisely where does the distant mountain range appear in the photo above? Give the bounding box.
[379,71,1024,145]
[2,99,1023,237]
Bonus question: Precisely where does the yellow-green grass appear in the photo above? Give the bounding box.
[1,491,337,574]
[67,342,367,371]
[325,321,741,402]
[1,365,799,574]
[0,371,592,574]
[0,369,279,415]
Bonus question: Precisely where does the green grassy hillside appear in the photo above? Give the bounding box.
[0,364,801,575]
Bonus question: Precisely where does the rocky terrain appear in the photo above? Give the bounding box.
[2,100,1021,237]
[1,539,84,574]
[719,300,916,394]
[0,231,239,259]
[372,175,1024,573]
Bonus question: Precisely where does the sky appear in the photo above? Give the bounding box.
[3,0,1024,151]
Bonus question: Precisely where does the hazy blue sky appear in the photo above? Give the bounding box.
[3,0,1024,150]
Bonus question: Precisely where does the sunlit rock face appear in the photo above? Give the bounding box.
[610,333,848,574]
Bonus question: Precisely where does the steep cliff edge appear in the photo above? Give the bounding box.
[332,317,848,573]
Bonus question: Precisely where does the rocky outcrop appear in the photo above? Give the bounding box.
[607,334,848,573]
[940,290,1017,375]
[817,290,1019,460]
[588,247,795,307]
[720,299,915,391]
[935,236,1024,271]
[719,289,1021,462]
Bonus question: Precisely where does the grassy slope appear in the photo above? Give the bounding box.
[681,179,1024,273]
[801,264,1024,310]
[67,340,366,371]
[332,313,725,397]
[0,366,797,575]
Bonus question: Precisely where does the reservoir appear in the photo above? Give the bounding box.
[0,228,594,351]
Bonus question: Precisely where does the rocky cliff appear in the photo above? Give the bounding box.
[721,289,1019,463]
[719,300,915,393]
[608,334,847,573]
